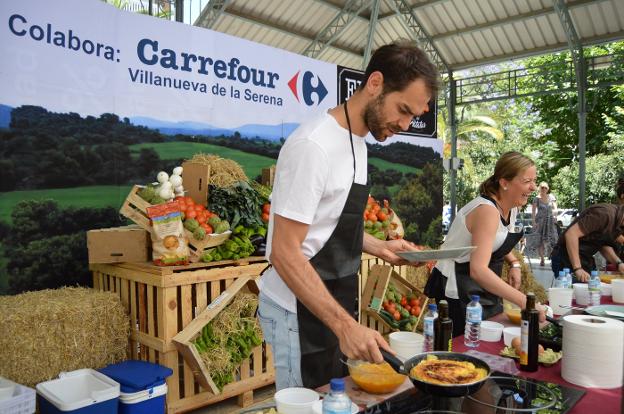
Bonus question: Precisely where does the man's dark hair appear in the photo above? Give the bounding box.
[360,41,440,96]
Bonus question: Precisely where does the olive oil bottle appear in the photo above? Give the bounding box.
[434,300,453,352]
[519,293,539,372]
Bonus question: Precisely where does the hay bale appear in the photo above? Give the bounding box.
[406,249,548,305]
[0,287,129,387]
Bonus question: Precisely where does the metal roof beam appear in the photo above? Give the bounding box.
[430,0,606,42]
[216,7,364,59]
[303,0,371,59]
[448,30,624,71]
[193,0,230,28]
[362,0,381,69]
[388,0,450,73]
[379,0,454,20]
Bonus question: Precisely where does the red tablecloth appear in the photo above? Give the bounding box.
[452,301,623,414]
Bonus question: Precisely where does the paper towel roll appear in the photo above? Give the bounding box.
[561,315,624,388]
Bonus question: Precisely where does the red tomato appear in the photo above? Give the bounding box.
[262,203,271,214]
[411,306,421,316]
[177,202,187,212]
[201,223,213,234]
[393,311,401,321]
[196,215,207,224]
[185,196,195,206]
[185,210,197,219]
[405,304,412,312]
[261,212,270,223]
[195,204,206,211]
[400,296,407,306]
[410,298,420,307]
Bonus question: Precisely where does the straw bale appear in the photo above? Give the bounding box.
[0,287,129,387]
[405,249,547,305]
[188,153,248,187]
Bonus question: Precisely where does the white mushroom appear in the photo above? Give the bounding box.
[157,171,169,183]
[169,174,183,187]
[173,166,183,176]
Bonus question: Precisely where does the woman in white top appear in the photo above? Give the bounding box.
[425,152,546,336]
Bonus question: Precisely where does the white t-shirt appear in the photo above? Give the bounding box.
[258,111,368,313]
[435,196,518,299]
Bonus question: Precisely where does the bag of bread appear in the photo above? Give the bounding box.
[147,201,190,266]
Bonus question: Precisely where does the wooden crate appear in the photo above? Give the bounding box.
[173,275,260,394]
[91,258,273,414]
[119,185,230,259]
[359,262,429,335]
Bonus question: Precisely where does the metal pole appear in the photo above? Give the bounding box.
[449,74,458,223]
[577,59,587,211]
[148,0,153,16]
[175,0,184,22]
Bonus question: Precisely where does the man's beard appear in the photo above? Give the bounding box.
[363,93,400,142]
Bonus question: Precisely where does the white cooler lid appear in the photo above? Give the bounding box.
[36,369,120,411]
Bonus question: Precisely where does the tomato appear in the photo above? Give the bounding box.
[411,306,421,316]
[387,304,396,313]
[377,211,387,222]
[185,196,195,206]
[400,296,407,306]
[261,212,270,223]
[177,202,187,212]
[368,213,378,223]
[195,204,206,211]
[405,304,411,312]
[201,223,213,234]
[174,196,185,202]
[393,311,401,321]
[196,215,207,224]
[262,203,271,214]
[410,298,420,307]
[185,210,197,219]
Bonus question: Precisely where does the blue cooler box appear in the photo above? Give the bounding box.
[99,360,173,414]
[36,369,120,414]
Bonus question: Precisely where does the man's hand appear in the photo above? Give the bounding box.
[574,268,590,282]
[508,267,522,289]
[336,320,394,363]
[536,303,547,323]
[363,233,426,266]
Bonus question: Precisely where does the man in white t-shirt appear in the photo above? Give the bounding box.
[257,42,439,389]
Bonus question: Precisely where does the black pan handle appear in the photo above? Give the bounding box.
[380,349,405,374]
[546,315,562,326]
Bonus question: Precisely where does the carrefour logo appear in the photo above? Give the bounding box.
[288,70,328,106]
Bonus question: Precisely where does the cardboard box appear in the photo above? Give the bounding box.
[261,165,275,187]
[182,161,211,206]
[87,225,149,263]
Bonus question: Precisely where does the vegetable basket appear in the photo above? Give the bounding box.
[172,275,262,395]
[120,185,230,260]
[361,264,429,334]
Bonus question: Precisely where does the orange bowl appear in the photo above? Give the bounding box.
[503,299,521,325]
[347,360,406,394]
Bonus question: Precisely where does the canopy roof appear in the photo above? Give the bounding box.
[195,0,624,73]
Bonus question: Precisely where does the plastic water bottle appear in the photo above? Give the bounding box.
[423,303,438,352]
[563,268,572,288]
[464,295,482,348]
[554,271,566,288]
[322,378,352,414]
[588,270,601,306]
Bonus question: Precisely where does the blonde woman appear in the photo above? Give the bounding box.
[425,152,546,336]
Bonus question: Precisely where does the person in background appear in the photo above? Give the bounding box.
[551,203,624,282]
[528,182,558,266]
[425,152,546,337]
[615,178,624,263]
[258,42,439,390]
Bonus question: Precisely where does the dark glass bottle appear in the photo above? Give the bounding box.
[520,293,539,372]
[434,300,453,352]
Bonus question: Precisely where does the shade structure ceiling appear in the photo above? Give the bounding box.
[193,0,624,73]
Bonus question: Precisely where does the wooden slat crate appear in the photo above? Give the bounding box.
[173,276,261,395]
[91,258,273,414]
[119,185,230,259]
[359,256,429,335]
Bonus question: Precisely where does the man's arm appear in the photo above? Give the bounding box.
[269,214,393,363]
[564,223,589,282]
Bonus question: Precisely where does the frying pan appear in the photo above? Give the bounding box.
[381,350,491,398]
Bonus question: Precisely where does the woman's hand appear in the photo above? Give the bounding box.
[508,266,522,289]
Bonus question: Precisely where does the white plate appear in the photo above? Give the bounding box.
[396,246,476,262]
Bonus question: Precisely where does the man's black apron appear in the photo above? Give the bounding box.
[296,101,369,389]
[425,197,523,337]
